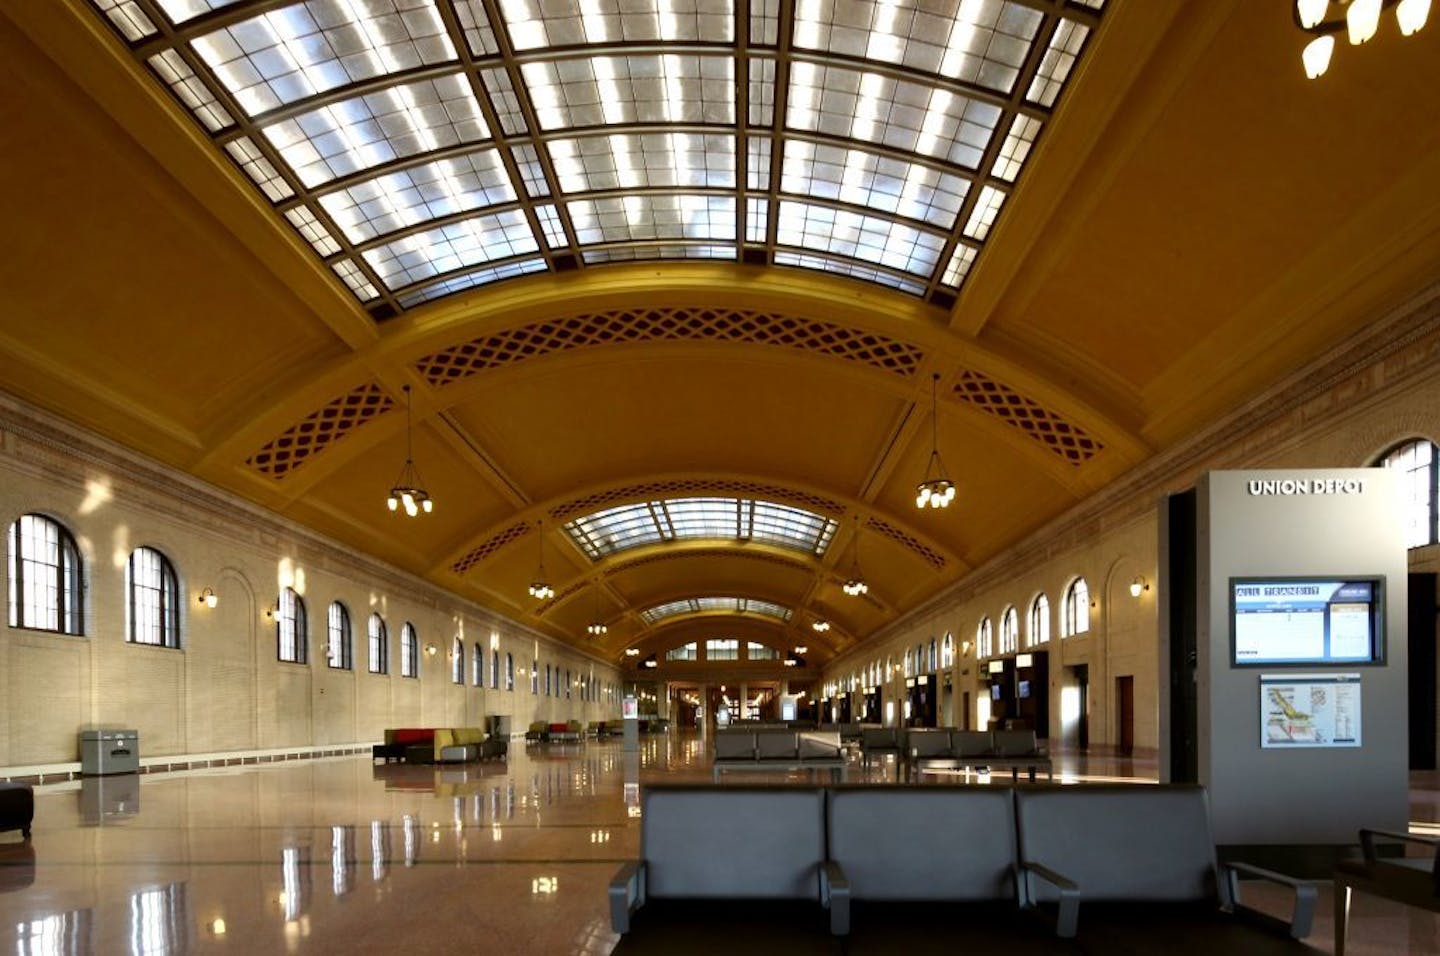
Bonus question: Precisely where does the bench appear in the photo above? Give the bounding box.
[1334,828,1440,956]
[372,728,433,763]
[908,728,1053,782]
[858,727,905,777]
[0,782,33,841]
[711,730,846,782]
[609,782,1317,952]
[609,784,827,935]
[1017,784,1317,952]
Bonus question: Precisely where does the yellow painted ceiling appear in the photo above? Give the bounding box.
[1,0,1437,672]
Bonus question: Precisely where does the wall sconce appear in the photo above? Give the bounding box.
[1129,576,1150,598]
[264,606,277,620]
[197,587,218,608]
[424,643,438,657]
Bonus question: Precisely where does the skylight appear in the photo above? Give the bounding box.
[92,0,1103,315]
[563,497,838,559]
[639,597,793,625]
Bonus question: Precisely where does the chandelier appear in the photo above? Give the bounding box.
[1296,0,1430,78]
[386,384,433,516]
[528,522,554,600]
[586,586,608,635]
[915,373,955,509]
[811,619,830,632]
[842,520,868,597]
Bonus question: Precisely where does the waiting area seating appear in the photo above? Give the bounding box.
[1333,827,1440,956]
[908,727,1053,781]
[609,782,1318,954]
[711,730,846,782]
[0,782,33,841]
[371,727,507,764]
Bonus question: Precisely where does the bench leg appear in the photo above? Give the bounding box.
[1335,881,1350,956]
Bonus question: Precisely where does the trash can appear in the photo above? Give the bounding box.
[79,729,139,776]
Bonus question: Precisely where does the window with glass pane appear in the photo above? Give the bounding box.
[545,664,551,696]
[452,637,464,683]
[127,546,178,647]
[1063,578,1089,637]
[368,614,388,674]
[747,642,779,660]
[473,643,483,686]
[941,633,953,668]
[532,660,539,694]
[1000,606,1018,654]
[706,638,738,661]
[665,642,698,661]
[277,587,307,663]
[506,652,515,690]
[566,669,571,698]
[903,648,913,677]
[1029,593,1050,645]
[327,601,352,669]
[928,638,937,671]
[1379,438,1439,548]
[492,649,501,689]
[8,514,83,634]
[976,617,993,658]
[401,623,418,677]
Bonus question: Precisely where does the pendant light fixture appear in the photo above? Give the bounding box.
[915,372,955,509]
[1294,0,1430,79]
[528,521,554,600]
[386,384,433,516]
[586,585,608,636]
[842,518,868,597]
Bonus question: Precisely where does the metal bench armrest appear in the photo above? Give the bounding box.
[1224,861,1318,939]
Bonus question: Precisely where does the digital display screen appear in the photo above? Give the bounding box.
[1018,680,1031,699]
[990,684,1002,700]
[1231,578,1383,666]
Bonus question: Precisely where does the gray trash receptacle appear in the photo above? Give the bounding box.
[79,729,139,775]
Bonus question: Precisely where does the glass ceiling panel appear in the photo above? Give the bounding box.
[792,0,1041,96]
[262,73,489,188]
[640,597,793,624]
[521,55,734,132]
[500,0,735,50]
[189,0,457,117]
[564,496,839,559]
[786,61,1001,170]
[318,149,516,244]
[568,195,735,245]
[549,133,736,194]
[88,0,1102,310]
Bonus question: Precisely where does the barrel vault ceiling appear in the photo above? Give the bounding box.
[1,0,1437,669]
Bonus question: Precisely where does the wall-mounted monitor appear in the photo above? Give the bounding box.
[990,684,1002,700]
[1018,680,1032,699]
[1230,577,1384,666]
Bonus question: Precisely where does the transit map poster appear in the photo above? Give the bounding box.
[1259,673,1361,748]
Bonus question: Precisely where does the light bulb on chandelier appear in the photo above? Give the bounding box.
[915,373,956,509]
[386,384,434,517]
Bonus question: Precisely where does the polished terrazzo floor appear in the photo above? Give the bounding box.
[0,733,1437,954]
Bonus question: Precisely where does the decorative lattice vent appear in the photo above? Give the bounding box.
[414,308,925,385]
[450,521,531,575]
[550,479,845,521]
[864,517,947,570]
[245,383,394,479]
[951,370,1102,465]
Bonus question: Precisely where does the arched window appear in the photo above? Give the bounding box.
[127,546,178,648]
[491,648,500,689]
[505,653,515,691]
[368,614,388,674]
[941,633,953,668]
[1063,578,1090,637]
[531,658,539,695]
[903,648,914,677]
[1029,593,1050,645]
[1378,438,1439,547]
[545,664,552,696]
[276,587,307,664]
[472,643,483,686]
[8,513,83,635]
[566,668,572,698]
[1000,606,1018,654]
[451,637,464,684]
[976,617,993,659]
[928,638,937,672]
[326,601,352,669]
[400,623,418,678]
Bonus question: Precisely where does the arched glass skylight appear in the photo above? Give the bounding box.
[564,497,838,559]
[639,596,793,625]
[89,0,1104,316]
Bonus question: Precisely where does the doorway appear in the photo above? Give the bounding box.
[1071,665,1089,750]
[1116,675,1134,757]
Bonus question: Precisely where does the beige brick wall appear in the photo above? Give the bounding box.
[0,404,621,769]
